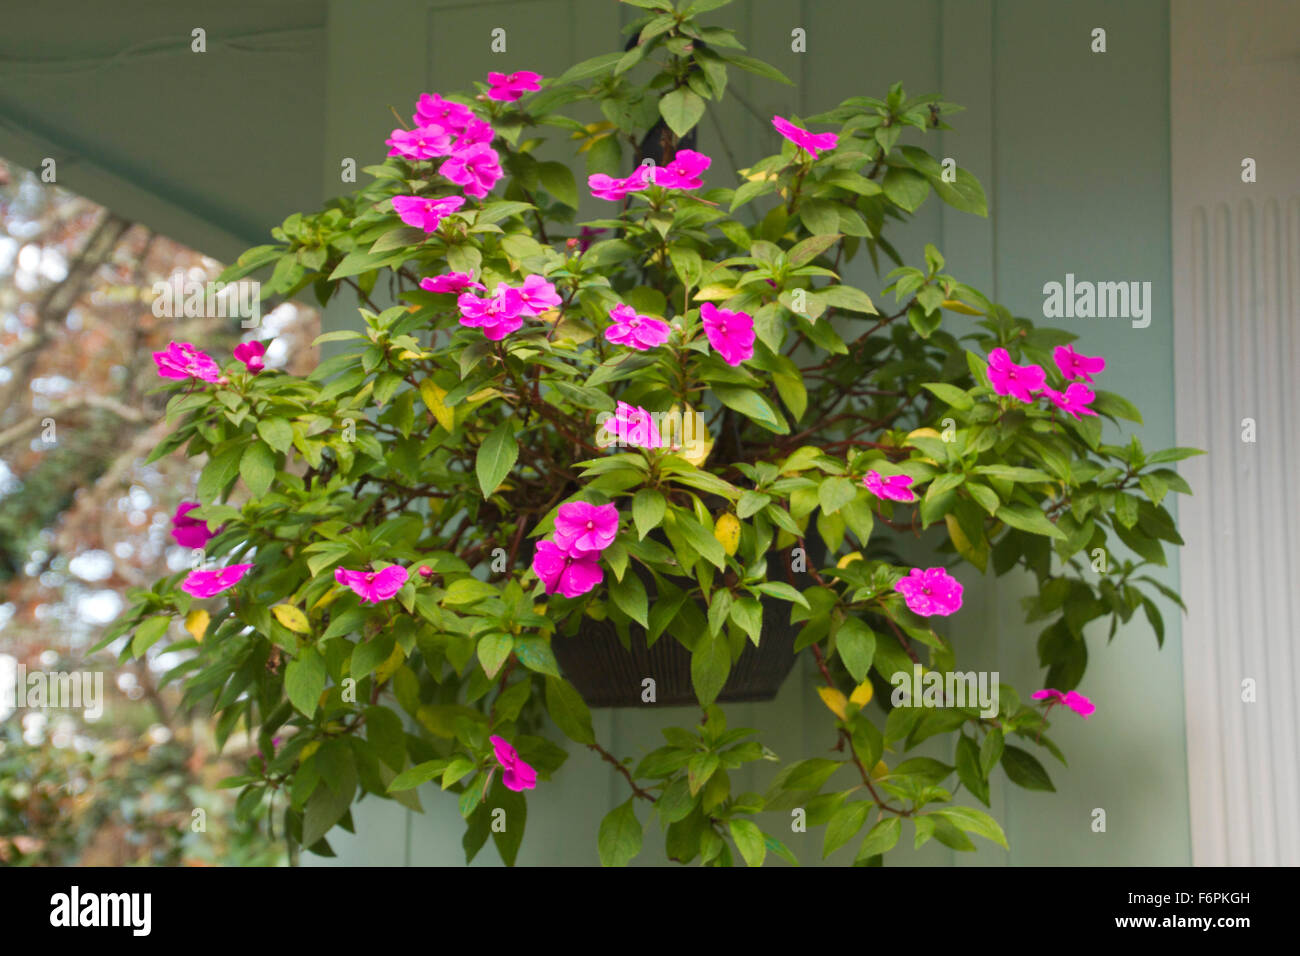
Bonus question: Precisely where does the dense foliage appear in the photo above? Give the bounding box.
[107,0,1193,865]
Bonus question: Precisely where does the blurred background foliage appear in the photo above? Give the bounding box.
[0,155,318,865]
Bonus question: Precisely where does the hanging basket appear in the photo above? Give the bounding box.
[551,546,809,708]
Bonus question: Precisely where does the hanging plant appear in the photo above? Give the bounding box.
[105,0,1197,866]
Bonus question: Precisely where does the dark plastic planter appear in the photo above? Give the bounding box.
[551,545,810,708]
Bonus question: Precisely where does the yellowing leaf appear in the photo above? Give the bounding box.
[312,588,339,610]
[693,284,739,301]
[946,513,987,572]
[837,551,864,569]
[850,680,874,708]
[905,427,941,465]
[818,686,848,721]
[713,513,741,556]
[467,386,504,403]
[941,298,983,316]
[300,740,321,761]
[184,609,210,643]
[398,348,429,360]
[374,642,407,684]
[661,404,712,466]
[871,759,889,779]
[272,604,311,635]
[418,379,455,432]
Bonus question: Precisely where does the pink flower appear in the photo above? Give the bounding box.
[630,149,712,190]
[439,144,503,199]
[602,401,666,450]
[385,125,454,160]
[181,563,253,598]
[532,539,603,598]
[1033,688,1096,719]
[986,347,1046,403]
[486,70,542,102]
[605,303,671,351]
[490,735,538,791]
[1042,382,1098,419]
[392,195,465,232]
[457,284,526,340]
[414,93,476,134]
[171,502,216,548]
[588,172,638,202]
[894,567,963,617]
[553,501,619,556]
[152,342,221,383]
[420,271,486,294]
[700,302,755,366]
[772,115,839,157]
[517,274,561,316]
[1053,344,1106,383]
[863,470,916,503]
[333,566,409,604]
[233,340,265,374]
[453,119,495,151]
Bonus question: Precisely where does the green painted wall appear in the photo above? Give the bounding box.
[310,0,1188,866]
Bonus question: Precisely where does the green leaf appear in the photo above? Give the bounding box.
[1002,745,1055,792]
[387,759,447,792]
[538,161,578,209]
[1146,447,1204,464]
[512,635,560,677]
[285,647,326,717]
[717,51,792,85]
[728,819,767,867]
[996,504,1066,540]
[659,88,706,138]
[787,234,841,267]
[256,417,294,453]
[691,631,731,706]
[818,284,877,315]
[823,800,871,857]
[933,167,988,217]
[599,799,643,866]
[476,421,519,498]
[935,805,1009,848]
[856,817,901,861]
[753,581,811,609]
[1091,390,1143,424]
[477,632,514,678]
[132,615,171,656]
[544,676,595,745]
[882,167,930,212]
[240,441,276,498]
[922,383,973,411]
[442,577,499,606]
[975,465,1052,483]
[687,752,721,794]
[489,778,528,866]
[818,476,858,515]
[979,728,1004,775]
[609,571,649,627]
[197,444,242,502]
[955,734,990,806]
[835,618,876,683]
[672,512,727,570]
[713,385,788,434]
[632,489,667,539]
